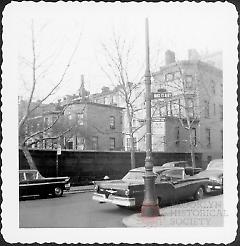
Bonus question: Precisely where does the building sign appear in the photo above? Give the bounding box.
[152,92,172,99]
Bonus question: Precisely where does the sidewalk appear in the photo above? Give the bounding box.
[122,195,224,227]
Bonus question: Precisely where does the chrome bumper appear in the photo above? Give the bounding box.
[92,192,135,207]
[207,185,222,191]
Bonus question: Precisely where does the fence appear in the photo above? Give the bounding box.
[19,149,202,185]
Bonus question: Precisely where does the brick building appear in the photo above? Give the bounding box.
[61,100,124,151]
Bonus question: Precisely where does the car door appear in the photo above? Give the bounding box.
[171,169,197,201]
[155,172,175,204]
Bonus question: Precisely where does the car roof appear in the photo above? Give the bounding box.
[130,166,184,172]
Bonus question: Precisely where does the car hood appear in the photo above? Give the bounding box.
[95,179,142,190]
[194,169,222,179]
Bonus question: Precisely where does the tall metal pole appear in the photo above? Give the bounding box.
[141,18,159,217]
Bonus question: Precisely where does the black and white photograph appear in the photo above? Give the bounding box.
[1,1,238,244]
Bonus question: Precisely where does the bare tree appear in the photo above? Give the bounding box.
[99,32,145,169]
[18,21,81,169]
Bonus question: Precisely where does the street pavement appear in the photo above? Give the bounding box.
[19,189,132,228]
[19,186,223,228]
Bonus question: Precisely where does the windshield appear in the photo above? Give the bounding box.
[122,171,145,182]
[207,160,223,170]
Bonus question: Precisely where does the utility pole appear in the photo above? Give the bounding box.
[141,18,159,217]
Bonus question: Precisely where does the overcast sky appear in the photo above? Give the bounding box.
[3,2,235,102]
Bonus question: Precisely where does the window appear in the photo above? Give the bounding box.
[92,136,98,150]
[77,113,84,125]
[44,117,49,127]
[109,137,116,150]
[165,73,174,82]
[219,104,223,120]
[110,116,115,129]
[126,137,137,151]
[213,103,216,115]
[186,98,194,117]
[66,138,73,149]
[76,137,85,150]
[174,71,181,79]
[191,127,197,146]
[206,128,211,147]
[204,100,210,118]
[185,75,193,89]
[175,127,180,146]
[211,80,216,94]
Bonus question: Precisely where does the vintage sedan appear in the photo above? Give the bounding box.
[92,166,209,208]
[194,159,223,192]
[19,169,71,198]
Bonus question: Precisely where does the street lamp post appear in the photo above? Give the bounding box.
[141,18,160,217]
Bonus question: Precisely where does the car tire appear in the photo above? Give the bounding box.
[194,187,204,200]
[53,187,63,197]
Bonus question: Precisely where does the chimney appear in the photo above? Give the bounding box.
[188,49,200,61]
[165,50,175,65]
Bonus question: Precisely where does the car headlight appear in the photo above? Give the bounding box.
[94,184,99,191]
[125,189,130,196]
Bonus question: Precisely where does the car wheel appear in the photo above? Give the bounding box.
[53,187,63,197]
[194,187,204,200]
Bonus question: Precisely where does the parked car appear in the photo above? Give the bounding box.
[161,161,202,175]
[92,166,209,208]
[19,169,71,198]
[194,159,223,192]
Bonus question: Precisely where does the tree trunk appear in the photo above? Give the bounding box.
[126,106,136,169]
[129,134,136,169]
[188,129,196,169]
[22,145,37,170]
